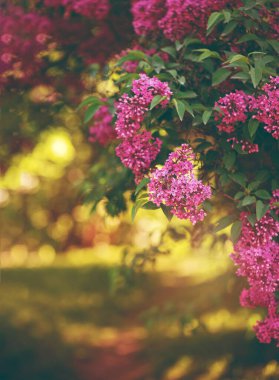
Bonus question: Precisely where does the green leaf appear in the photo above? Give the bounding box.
[131,199,149,221]
[247,214,256,227]
[167,69,177,78]
[268,39,279,54]
[241,195,256,206]
[255,190,271,200]
[183,101,194,117]
[223,151,236,170]
[77,96,101,111]
[207,12,224,35]
[202,110,212,125]
[247,181,260,191]
[234,191,244,200]
[248,118,260,138]
[84,103,100,123]
[222,10,231,23]
[195,49,221,61]
[226,54,249,64]
[230,173,247,187]
[141,201,160,210]
[214,215,236,233]
[231,72,250,81]
[255,170,270,183]
[195,141,212,152]
[135,178,150,195]
[173,99,186,121]
[161,204,173,221]
[237,33,257,44]
[250,61,263,88]
[116,50,148,66]
[175,40,184,51]
[231,221,242,244]
[256,200,269,220]
[221,20,238,35]
[212,68,231,86]
[150,95,167,110]
[175,91,198,99]
[202,200,213,212]
[161,46,176,58]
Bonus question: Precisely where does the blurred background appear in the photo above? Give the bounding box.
[0,1,278,379]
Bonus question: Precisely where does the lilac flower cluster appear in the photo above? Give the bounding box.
[231,199,279,346]
[132,0,166,36]
[148,144,212,223]
[88,105,116,146]
[115,74,172,182]
[115,74,172,139]
[0,6,53,87]
[115,131,162,182]
[215,91,252,134]
[227,137,259,154]
[253,77,279,140]
[132,0,242,41]
[215,77,279,154]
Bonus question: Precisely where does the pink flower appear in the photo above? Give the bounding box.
[215,91,252,133]
[115,131,162,183]
[132,0,166,36]
[132,73,172,106]
[252,77,279,140]
[115,74,172,138]
[88,105,116,146]
[227,137,259,154]
[115,94,148,138]
[148,144,211,223]
[254,301,279,346]
[231,204,279,346]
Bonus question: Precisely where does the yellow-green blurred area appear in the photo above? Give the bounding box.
[1,102,278,380]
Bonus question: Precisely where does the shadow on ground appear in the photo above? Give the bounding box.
[0,264,278,380]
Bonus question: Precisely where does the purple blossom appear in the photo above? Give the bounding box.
[148,144,211,223]
[88,105,116,146]
[115,131,162,183]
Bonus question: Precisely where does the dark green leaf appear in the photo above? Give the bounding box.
[223,151,236,170]
[248,118,260,138]
[161,204,173,221]
[207,12,224,35]
[131,199,149,221]
[141,201,160,210]
[77,96,101,111]
[222,20,238,35]
[212,68,231,86]
[230,173,247,187]
[256,200,269,220]
[135,177,150,195]
[247,213,256,226]
[231,221,242,244]
[84,103,100,123]
[247,181,260,191]
[234,191,244,200]
[202,110,212,125]
[250,66,262,88]
[241,195,256,206]
[214,215,236,232]
[255,190,271,200]
[150,95,167,110]
[116,50,148,66]
[173,99,186,121]
[161,46,176,58]
[175,91,198,99]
